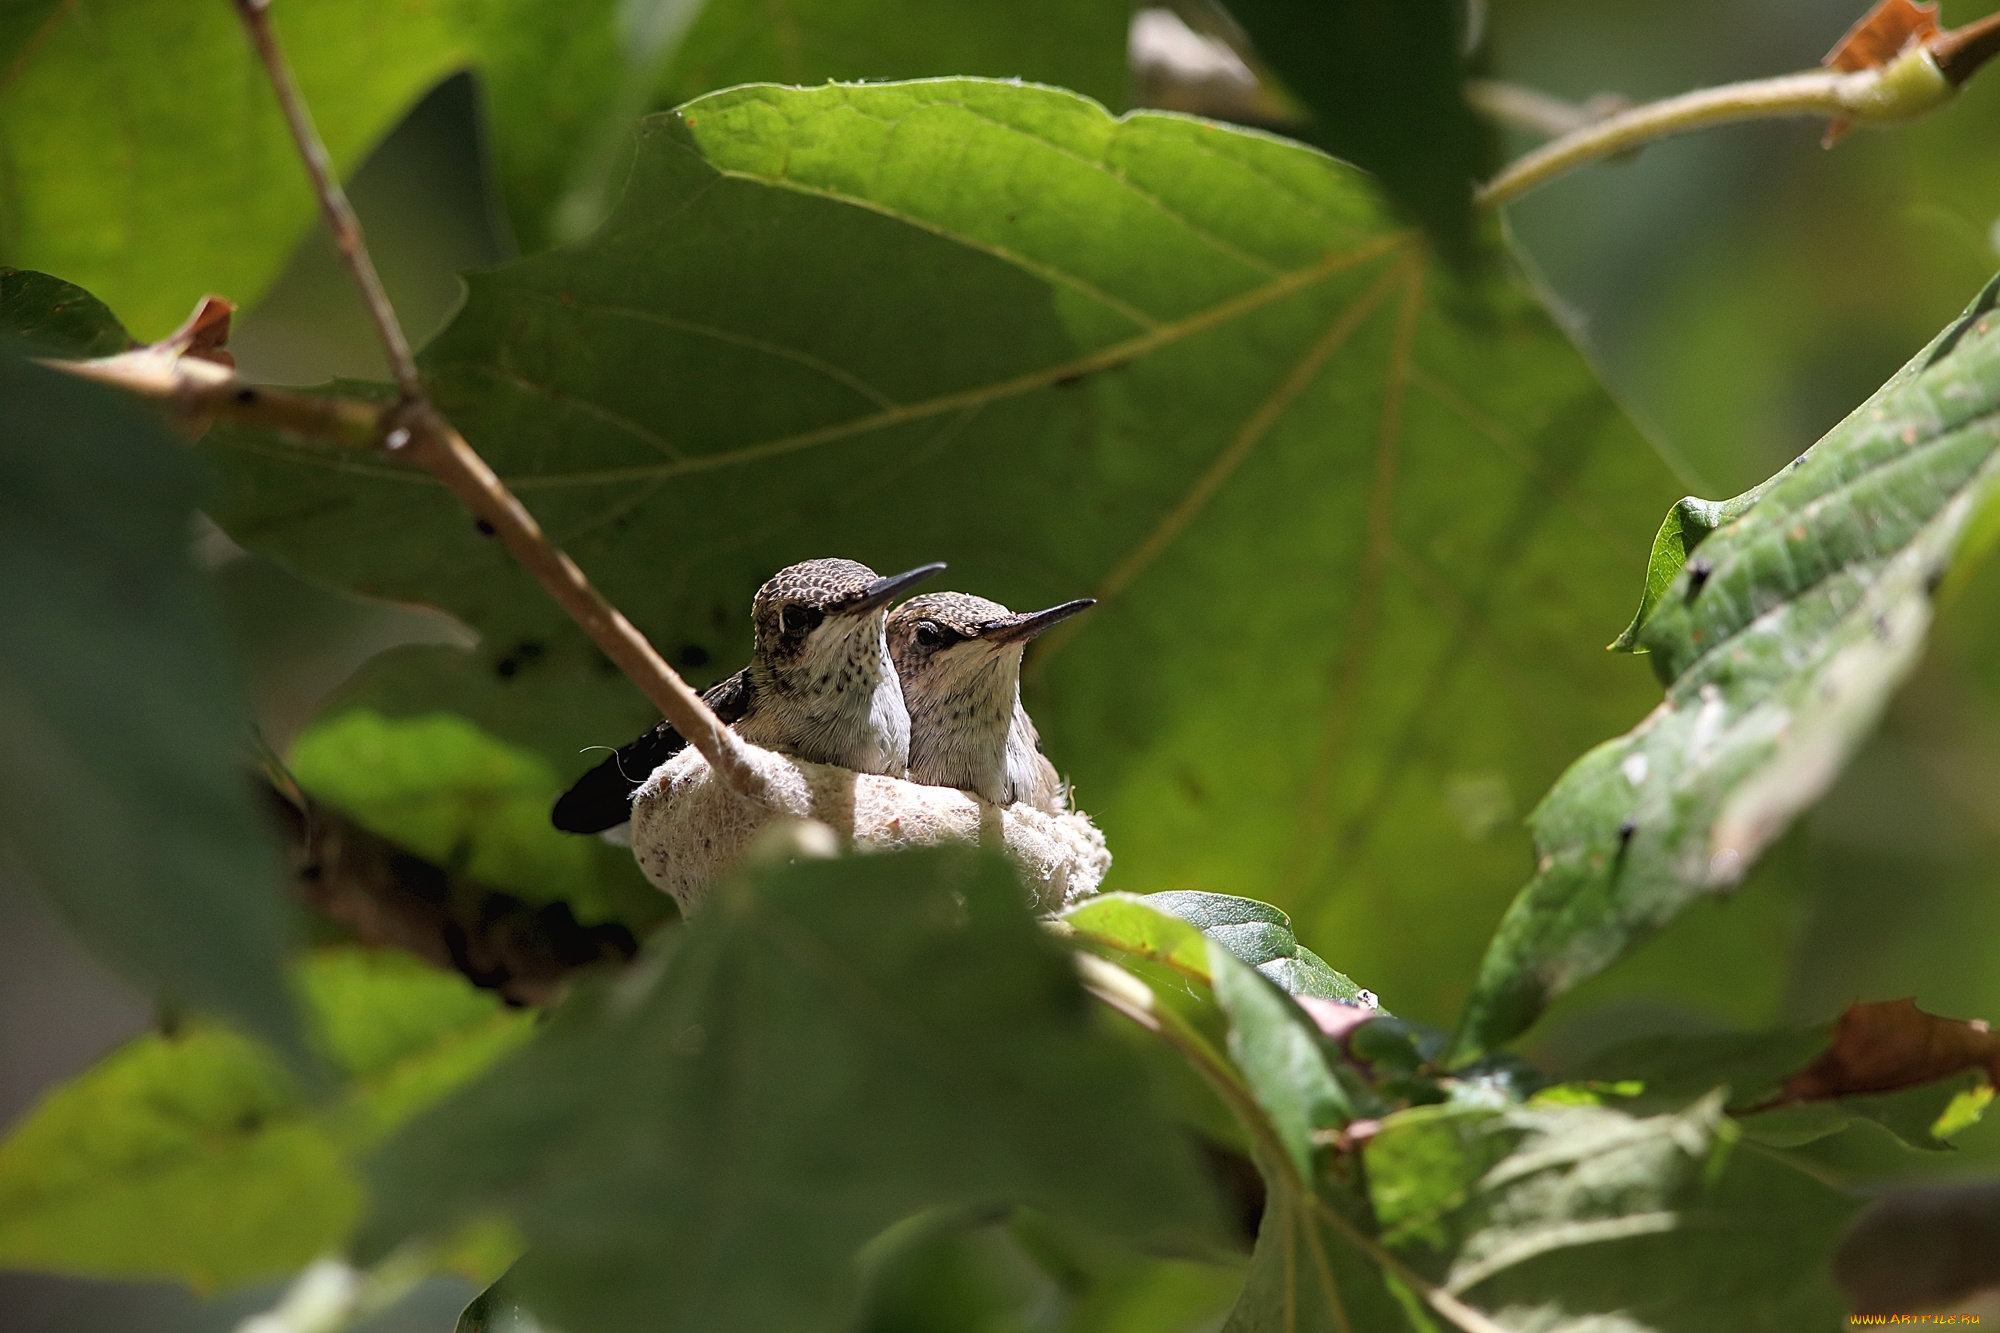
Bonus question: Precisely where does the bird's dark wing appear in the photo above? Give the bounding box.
[549,668,755,834]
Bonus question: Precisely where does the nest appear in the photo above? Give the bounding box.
[629,740,1110,916]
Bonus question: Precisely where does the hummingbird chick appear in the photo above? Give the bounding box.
[552,558,944,835]
[887,593,1094,813]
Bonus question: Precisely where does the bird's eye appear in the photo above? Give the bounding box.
[914,622,942,648]
[781,605,823,637]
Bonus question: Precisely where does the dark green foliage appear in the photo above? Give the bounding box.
[361,849,1222,1333]
[0,353,297,1057]
[1222,0,1489,265]
[0,268,131,358]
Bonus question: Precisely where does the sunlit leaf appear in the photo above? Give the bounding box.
[201,79,1679,1026]
[0,949,528,1288]
[0,0,635,335]
[1456,273,2000,1058]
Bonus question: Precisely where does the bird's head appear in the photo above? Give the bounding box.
[887,592,1095,708]
[750,558,945,690]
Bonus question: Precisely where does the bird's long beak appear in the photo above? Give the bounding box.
[979,598,1095,646]
[847,562,947,614]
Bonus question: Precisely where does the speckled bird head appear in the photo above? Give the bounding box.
[887,592,1093,807]
[737,558,944,776]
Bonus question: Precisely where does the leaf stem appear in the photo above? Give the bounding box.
[1478,46,1955,209]
[224,0,762,800]
[1073,954,1301,1190]
[1076,953,1511,1333]
[1303,1194,1512,1333]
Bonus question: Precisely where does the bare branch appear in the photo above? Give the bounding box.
[1478,44,1957,208]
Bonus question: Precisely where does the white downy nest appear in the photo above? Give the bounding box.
[629,740,1111,916]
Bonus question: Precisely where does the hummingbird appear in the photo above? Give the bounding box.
[886,592,1094,813]
[552,558,945,836]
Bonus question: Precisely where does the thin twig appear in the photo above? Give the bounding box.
[52,351,384,445]
[227,0,762,800]
[1478,46,1954,208]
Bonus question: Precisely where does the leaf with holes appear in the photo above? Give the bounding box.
[199,79,1679,1025]
[1454,274,2000,1059]
[1360,1093,1858,1330]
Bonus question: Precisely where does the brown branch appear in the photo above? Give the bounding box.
[225,0,763,801]
[260,776,637,1007]
[53,349,383,445]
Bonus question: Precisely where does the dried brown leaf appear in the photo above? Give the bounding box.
[1778,998,2000,1104]
[1824,0,1941,73]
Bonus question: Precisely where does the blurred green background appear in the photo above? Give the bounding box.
[6,0,2000,1326]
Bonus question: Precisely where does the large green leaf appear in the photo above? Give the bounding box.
[1220,0,1487,264]
[0,0,630,335]
[660,0,1131,116]
[0,0,1142,335]
[0,351,296,1056]
[1454,274,2000,1059]
[1363,1093,1859,1330]
[358,849,1220,1333]
[0,948,529,1288]
[201,79,1679,1025]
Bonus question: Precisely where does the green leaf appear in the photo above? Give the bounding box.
[1220,0,1487,265]
[661,0,1132,112]
[287,708,665,927]
[1210,951,1352,1180]
[0,267,131,358]
[359,849,1221,1333]
[0,0,630,334]
[1222,1180,1422,1333]
[0,353,296,1056]
[0,948,529,1288]
[1,0,1143,332]
[1365,1093,1859,1330]
[840,1208,1245,1333]
[1455,273,2000,1059]
[201,79,1679,1026]
[1144,891,1376,1005]
[1063,891,1372,1006]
